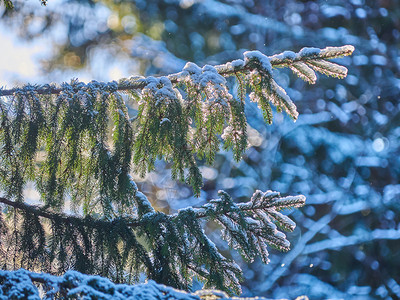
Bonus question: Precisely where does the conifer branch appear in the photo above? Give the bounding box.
[0,189,305,229]
[0,196,141,227]
[0,188,305,292]
[0,45,354,97]
[189,190,305,219]
[0,269,201,299]
[0,46,353,196]
[269,45,354,67]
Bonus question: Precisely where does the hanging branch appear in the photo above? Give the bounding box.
[0,45,354,199]
[0,189,305,294]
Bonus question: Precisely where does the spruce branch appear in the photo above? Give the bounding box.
[0,188,305,294]
[0,269,201,299]
[0,47,353,196]
[0,195,154,283]
[0,196,141,227]
[0,188,305,231]
[185,190,305,263]
[0,45,354,97]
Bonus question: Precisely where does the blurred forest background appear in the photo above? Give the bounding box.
[1,0,399,299]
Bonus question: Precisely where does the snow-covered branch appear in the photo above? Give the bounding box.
[0,269,200,299]
[0,268,307,299]
[0,189,305,294]
[0,45,354,97]
[0,46,353,199]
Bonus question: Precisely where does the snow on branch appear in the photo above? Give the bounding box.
[0,46,353,197]
[0,188,305,295]
[0,45,354,94]
[269,45,354,83]
[0,268,308,299]
[0,269,199,299]
[184,190,305,264]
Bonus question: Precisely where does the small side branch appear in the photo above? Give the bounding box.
[190,192,306,218]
